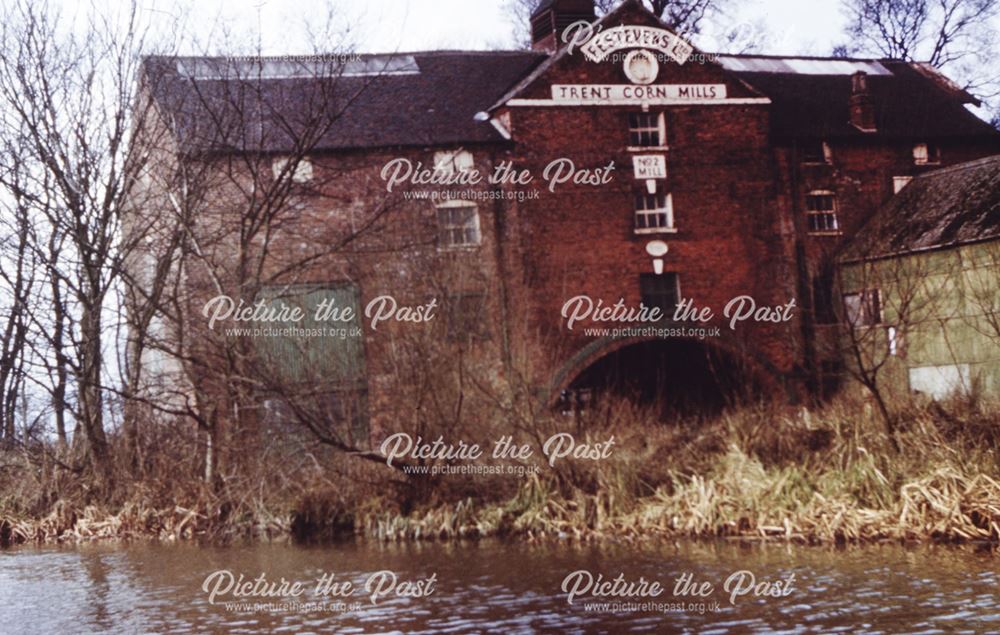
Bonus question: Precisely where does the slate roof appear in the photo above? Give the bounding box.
[144,40,1000,152]
[841,154,1000,261]
[144,51,546,153]
[719,56,999,140]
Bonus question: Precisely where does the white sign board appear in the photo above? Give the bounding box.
[550,84,727,104]
[632,155,666,179]
[580,26,694,65]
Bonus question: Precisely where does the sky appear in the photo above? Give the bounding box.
[141,0,848,57]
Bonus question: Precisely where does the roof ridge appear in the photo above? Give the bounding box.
[161,50,543,62]
[714,53,901,63]
[913,154,1000,180]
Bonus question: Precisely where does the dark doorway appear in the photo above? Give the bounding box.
[561,340,761,418]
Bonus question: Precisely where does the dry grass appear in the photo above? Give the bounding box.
[357,394,1000,545]
[2,393,998,547]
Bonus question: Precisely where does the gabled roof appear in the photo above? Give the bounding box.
[143,1,1000,154]
[487,0,769,110]
[144,50,545,153]
[841,154,1000,261]
[719,55,999,140]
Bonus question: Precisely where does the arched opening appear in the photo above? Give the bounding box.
[557,339,765,418]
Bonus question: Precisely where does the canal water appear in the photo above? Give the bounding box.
[0,539,997,633]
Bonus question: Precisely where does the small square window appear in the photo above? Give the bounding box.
[436,204,481,248]
[806,192,839,234]
[892,176,913,193]
[434,149,474,175]
[802,141,831,164]
[640,273,680,320]
[272,156,313,183]
[843,289,882,326]
[913,143,940,165]
[446,293,488,341]
[634,190,675,233]
[628,112,664,148]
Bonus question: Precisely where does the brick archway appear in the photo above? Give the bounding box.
[543,334,789,410]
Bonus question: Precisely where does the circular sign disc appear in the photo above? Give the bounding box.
[624,49,659,85]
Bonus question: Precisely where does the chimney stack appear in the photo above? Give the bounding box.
[530,0,596,53]
[849,71,877,132]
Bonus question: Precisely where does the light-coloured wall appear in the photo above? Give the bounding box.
[840,239,1000,398]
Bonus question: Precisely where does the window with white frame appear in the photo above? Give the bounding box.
[434,149,474,175]
[806,191,839,233]
[272,156,313,183]
[436,203,481,248]
[913,143,940,165]
[843,289,882,326]
[634,190,674,233]
[627,112,665,148]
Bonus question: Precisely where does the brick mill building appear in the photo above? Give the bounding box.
[132,0,1000,443]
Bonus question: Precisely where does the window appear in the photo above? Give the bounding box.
[892,176,913,193]
[263,390,368,447]
[640,273,680,320]
[843,289,882,326]
[436,204,481,248]
[434,149,474,175]
[634,191,675,233]
[886,326,905,357]
[801,140,831,164]
[806,191,839,234]
[628,112,665,148]
[446,293,488,341]
[913,143,940,165]
[272,156,313,183]
[812,270,836,324]
[253,285,365,384]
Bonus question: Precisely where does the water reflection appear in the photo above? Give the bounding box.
[0,539,997,634]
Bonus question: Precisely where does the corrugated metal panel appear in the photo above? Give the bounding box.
[254,284,365,385]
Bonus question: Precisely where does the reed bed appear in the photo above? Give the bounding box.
[2,394,998,547]
[359,395,1000,545]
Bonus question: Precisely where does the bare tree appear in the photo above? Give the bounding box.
[506,0,734,45]
[836,243,972,451]
[597,0,728,35]
[0,0,170,484]
[0,137,35,446]
[840,0,1000,115]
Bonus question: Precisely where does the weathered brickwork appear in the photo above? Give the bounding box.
[136,0,1000,442]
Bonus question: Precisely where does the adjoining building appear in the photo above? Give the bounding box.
[838,155,1000,400]
[129,0,1000,446]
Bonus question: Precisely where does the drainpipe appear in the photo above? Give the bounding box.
[789,141,818,402]
[490,151,514,377]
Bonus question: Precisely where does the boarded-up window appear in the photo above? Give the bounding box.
[253,284,367,442]
[447,292,489,341]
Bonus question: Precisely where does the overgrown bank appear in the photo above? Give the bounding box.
[2,395,999,547]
